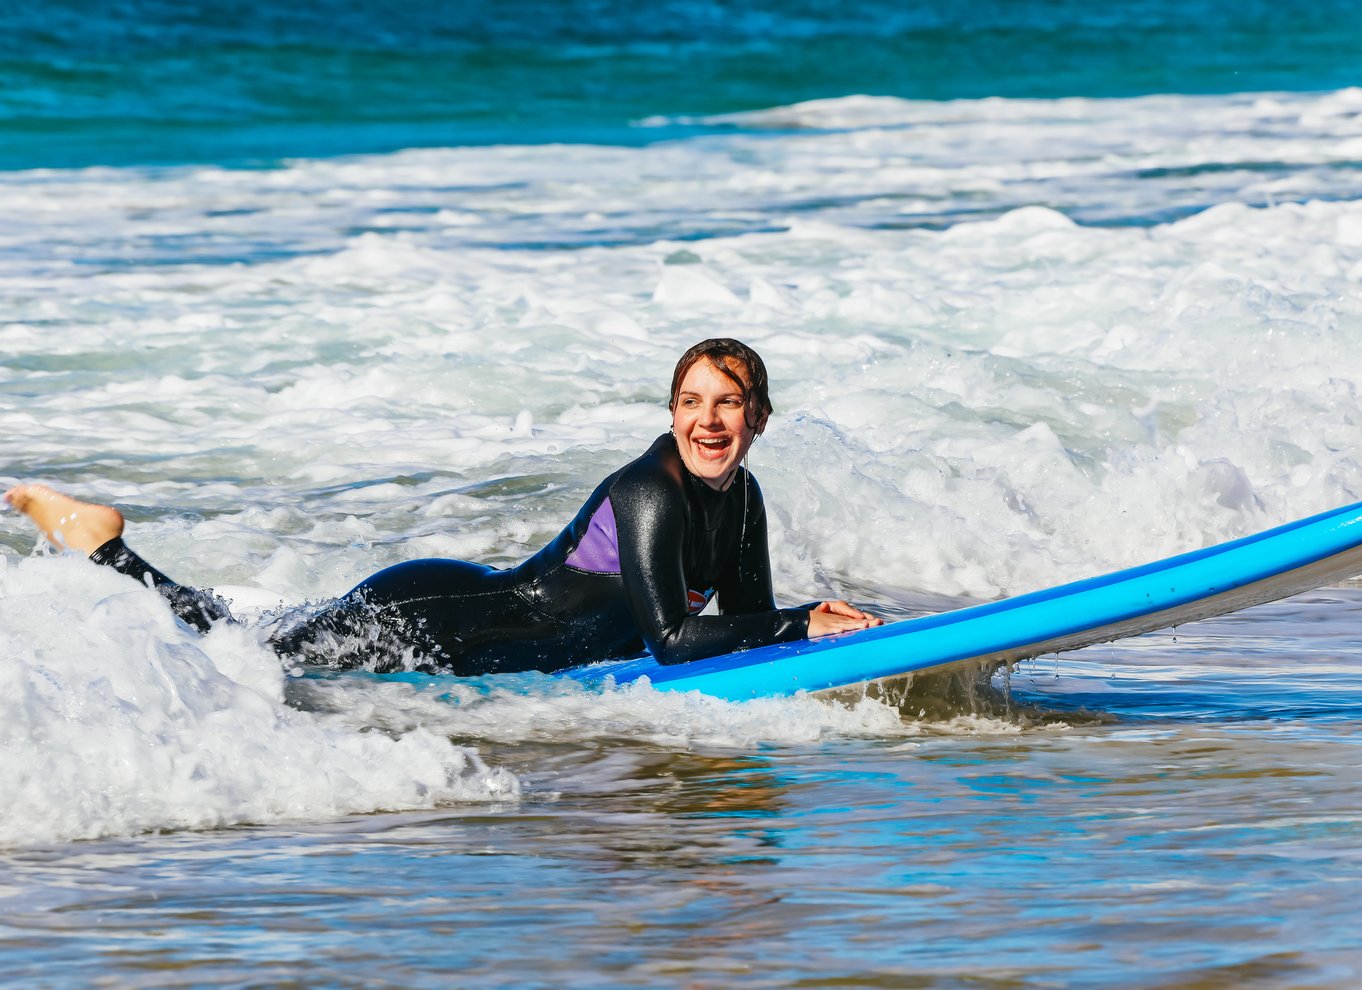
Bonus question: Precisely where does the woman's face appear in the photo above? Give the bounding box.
[671,358,767,491]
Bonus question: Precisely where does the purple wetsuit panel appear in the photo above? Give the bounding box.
[565,496,621,573]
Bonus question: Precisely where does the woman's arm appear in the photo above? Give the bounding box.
[717,476,882,637]
[612,467,808,665]
[808,599,882,636]
[712,473,777,614]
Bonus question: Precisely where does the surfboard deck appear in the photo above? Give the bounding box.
[563,500,1362,701]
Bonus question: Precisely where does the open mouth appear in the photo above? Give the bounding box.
[694,436,733,456]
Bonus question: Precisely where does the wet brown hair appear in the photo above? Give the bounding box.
[668,338,773,429]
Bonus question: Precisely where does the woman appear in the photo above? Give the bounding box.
[5,338,880,674]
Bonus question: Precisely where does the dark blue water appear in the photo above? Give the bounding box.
[5,0,1362,170]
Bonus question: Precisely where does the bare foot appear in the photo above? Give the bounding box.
[3,484,125,555]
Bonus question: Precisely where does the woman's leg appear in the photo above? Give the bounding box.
[272,561,585,678]
[5,486,572,673]
[5,484,124,554]
[5,484,234,633]
[268,558,547,674]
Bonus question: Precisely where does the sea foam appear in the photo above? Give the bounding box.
[0,555,518,847]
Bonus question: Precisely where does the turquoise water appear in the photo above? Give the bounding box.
[4,0,1362,169]
[5,1,1362,986]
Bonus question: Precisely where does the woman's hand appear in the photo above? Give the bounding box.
[807,600,883,638]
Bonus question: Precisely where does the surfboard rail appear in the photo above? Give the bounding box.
[566,499,1362,701]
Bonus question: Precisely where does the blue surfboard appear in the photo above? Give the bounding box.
[565,500,1362,701]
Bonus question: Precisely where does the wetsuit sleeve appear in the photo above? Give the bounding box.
[611,467,809,666]
[714,475,780,615]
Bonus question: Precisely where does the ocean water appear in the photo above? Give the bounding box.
[5,1,1362,986]
[6,0,1362,170]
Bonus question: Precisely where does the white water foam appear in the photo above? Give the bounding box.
[0,555,518,848]
[6,191,1362,598]
[289,673,924,750]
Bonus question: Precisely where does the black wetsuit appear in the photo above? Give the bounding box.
[92,434,811,674]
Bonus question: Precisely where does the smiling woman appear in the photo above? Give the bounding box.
[669,339,771,491]
[4,339,880,676]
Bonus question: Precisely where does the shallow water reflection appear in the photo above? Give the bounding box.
[3,595,1362,985]
[4,710,1362,986]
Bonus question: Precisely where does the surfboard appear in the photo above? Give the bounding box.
[565,499,1362,701]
